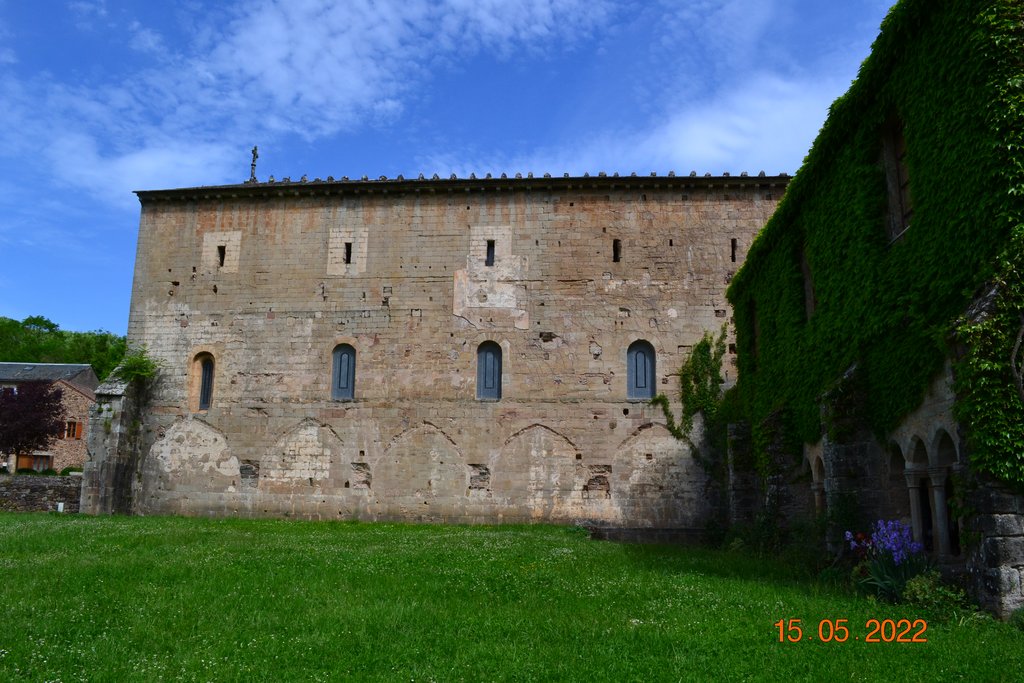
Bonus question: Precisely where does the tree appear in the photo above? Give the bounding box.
[0,315,126,380]
[0,382,66,465]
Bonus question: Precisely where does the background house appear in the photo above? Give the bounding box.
[0,362,98,473]
[727,0,1024,617]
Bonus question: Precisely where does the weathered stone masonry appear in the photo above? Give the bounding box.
[1,475,82,513]
[83,173,786,527]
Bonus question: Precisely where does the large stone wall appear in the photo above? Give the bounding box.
[86,174,785,526]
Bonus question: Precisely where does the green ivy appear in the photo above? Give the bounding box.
[951,1,1024,488]
[111,345,163,386]
[727,0,1024,486]
[653,326,727,457]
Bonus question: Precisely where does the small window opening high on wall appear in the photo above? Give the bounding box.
[485,240,495,266]
[192,353,215,412]
[344,242,353,265]
[613,239,621,263]
[882,117,913,242]
[217,245,226,267]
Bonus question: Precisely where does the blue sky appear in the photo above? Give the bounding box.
[0,0,895,335]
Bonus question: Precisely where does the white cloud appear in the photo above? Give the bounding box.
[418,71,848,178]
[188,0,611,138]
[128,22,164,55]
[43,132,236,209]
[68,0,107,15]
[636,73,838,174]
[435,0,602,55]
[643,0,780,101]
[0,0,885,222]
[660,0,778,64]
[68,0,109,30]
[0,0,614,207]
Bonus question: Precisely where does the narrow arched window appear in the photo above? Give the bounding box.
[477,341,502,400]
[192,353,215,412]
[332,344,356,400]
[627,340,656,400]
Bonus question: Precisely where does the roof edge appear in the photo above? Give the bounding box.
[135,172,792,202]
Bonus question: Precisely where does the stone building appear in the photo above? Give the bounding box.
[727,0,1024,616]
[0,362,97,473]
[82,172,786,529]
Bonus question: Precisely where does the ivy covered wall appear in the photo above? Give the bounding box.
[727,0,1024,485]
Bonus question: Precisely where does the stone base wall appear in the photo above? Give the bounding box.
[0,474,82,513]
[128,400,719,528]
[968,482,1024,619]
[725,420,814,533]
[726,422,759,526]
[82,375,722,528]
[820,435,887,527]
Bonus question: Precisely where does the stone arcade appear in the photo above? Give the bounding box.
[82,172,786,529]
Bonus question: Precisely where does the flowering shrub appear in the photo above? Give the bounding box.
[903,571,972,623]
[845,520,927,602]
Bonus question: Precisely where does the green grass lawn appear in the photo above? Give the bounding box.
[0,514,1020,681]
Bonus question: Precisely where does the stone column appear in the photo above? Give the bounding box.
[905,469,925,545]
[929,467,952,557]
[81,376,139,515]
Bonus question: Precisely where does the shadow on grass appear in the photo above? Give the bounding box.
[610,540,844,596]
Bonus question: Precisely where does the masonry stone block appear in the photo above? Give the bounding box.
[974,514,1024,537]
[983,536,1024,568]
[980,568,1022,606]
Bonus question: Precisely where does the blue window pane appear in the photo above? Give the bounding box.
[332,344,356,400]
[627,341,655,400]
[633,351,647,388]
[199,358,214,410]
[477,341,502,400]
[338,353,351,390]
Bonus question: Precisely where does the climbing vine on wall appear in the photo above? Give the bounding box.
[653,325,727,456]
[952,0,1024,488]
[726,0,1024,486]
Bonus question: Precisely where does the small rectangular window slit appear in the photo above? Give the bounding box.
[344,242,352,264]
[485,240,495,266]
[217,245,226,267]
[613,239,621,263]
[730,238,737,263]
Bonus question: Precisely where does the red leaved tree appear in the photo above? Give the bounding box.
[0,382,66,466]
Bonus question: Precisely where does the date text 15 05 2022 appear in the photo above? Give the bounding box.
[774,618,927,643]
